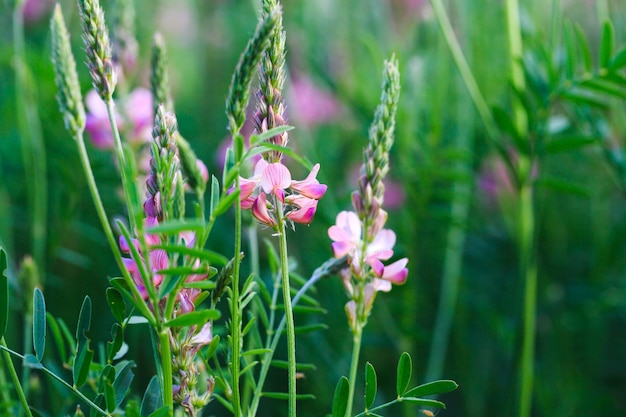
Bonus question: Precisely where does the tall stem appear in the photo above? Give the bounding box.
[230,174,243,417]
[345,324,363,417]
[13,0,47,277]
[518,184,536,417]
[74,132,155,323]
[158,329,174,413]
[276,208,296,417]
[1,338,33,417]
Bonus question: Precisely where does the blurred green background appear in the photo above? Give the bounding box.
[2,0,626,416]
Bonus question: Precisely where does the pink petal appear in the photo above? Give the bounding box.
[331,241,353,258]
[260,163,291,199]
[251,194,277,227]
[286,196,319,224]
[290,164,327,199]
[190,322,213,346]
[368,229,396,258]
[368,257,385,277]
[370,279,392,293]
[382,258,409,284]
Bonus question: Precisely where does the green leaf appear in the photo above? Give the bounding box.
[293,323,328,334]
[210,175,220,216]
[23,354,43,369]
[396,352,412,396]
[213,188,240,218]
[559,90,608,109]
[203,334,220,361]
[183,280,216,290]
[563,20,577,79]
[146,219,205,235]
[113,361,135,408]
[46,313,67,363]
[249,125,294,146]
[574,24,592,73]
[365,362,377,409]
[107,323,124,363]
[33,288,46,361]
[331,376,349,417]
[73,341,94,387]
[106,288,126,323]
[90,394,105,417]
[73,296,93,387]
[148,407,172,417]
[609,47,626,71]
[600,21,614,69]
[164,309,220,328]
[404,380,459,398]
[75,296,92,341]
[399,398,446,408]
[100,365,116,414]
[242,348,272,357]
[0,248,7,339]
[543,135,597,154]
[252,143,313,170]
[580,78,626,99]
[535,176,590,197]
[140,376,163,417]
[127,316,150,325]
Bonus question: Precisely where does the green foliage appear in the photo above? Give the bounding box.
[0,248,7,340]
[32,288,46,361]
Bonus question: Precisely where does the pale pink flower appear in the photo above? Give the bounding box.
[190,322,213,346]
[328,210,408,287]
[290,75,340,127]
[235,159,327,226]
[85,88,153,149]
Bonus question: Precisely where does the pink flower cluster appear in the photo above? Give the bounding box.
[328,210,408,321]
[85,87,153,149]
[238,159,327,227]
[119,216,207,314]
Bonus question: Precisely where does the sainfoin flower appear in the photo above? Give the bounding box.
[85,87,153,149]
[328,210,408,290]
[236,159,327,227]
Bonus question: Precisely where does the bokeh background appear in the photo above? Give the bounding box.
[2,0,626,416]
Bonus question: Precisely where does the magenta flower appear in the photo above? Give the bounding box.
[236,159,327,227]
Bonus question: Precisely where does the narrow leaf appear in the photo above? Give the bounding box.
[261,392,315,400]
[46,313,67,363]
[0,248,7,339]
[164,309,220,328]
[210,175,220,216]
[609,47,626,71]
[365,362,377,409]
[146,219,205,235]
[331,376,349,417]
[249,125,294,146]
[23,354,43,369]
[213,188,240,218]
[600,21,614,68]
[75,296,92,341]
[148,407,173,417]
[404,380,459,398]
[574,24,592,73]
[107,323,124,363]
[399,398,446,408]
[73,341,94,387]
[33,288,46,361]
[396,352,412,396]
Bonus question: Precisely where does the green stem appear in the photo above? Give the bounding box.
[13,0,47,279]
[104,97,138,232]
[345,325,363,417]
[230,176,242,417]
[518,184,536,417]
[429,0,499,141]
[276,210,296,417]
[74,132,155,324]
[1,340,110,416]
[505,0,527,135]
[1,338,33,417]
[158,329,174,413]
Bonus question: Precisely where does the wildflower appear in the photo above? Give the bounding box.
[290,74,340,127]
[85,87,153,149]
[328,210,408,287]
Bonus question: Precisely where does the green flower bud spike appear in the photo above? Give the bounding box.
[50,4,85,137]
[151,32,174,115]
[77,0,117,99]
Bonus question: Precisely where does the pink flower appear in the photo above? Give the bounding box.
[85,88,153,150]
[290,75,341,127]
[328,210,408,288]
[290,164,327,199]
[235,159,327,227]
